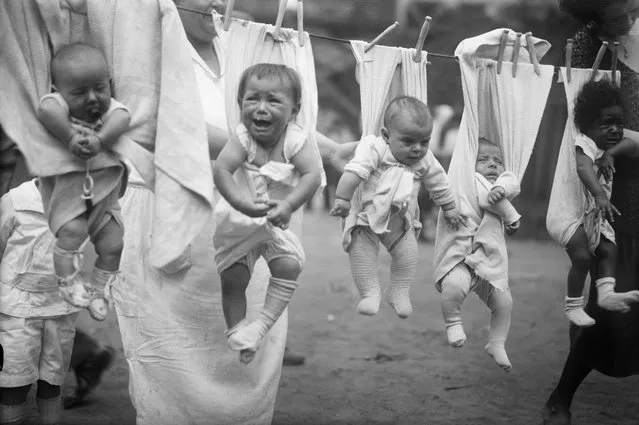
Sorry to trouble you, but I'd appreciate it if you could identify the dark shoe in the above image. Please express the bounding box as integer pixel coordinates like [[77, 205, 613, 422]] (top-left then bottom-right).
[[64, 345, 116, 409], [541, 404, 571, 425], [283, 347, 305, 366]]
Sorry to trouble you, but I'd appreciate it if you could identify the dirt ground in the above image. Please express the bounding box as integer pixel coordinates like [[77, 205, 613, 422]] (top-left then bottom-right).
[[51, 211, 638, 425]]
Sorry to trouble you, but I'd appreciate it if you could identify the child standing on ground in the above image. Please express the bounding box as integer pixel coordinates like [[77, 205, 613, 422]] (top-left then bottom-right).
[[438, 138, 520, 373], [563, 79, 639, 327], [330, 96, 466, 319], [0, 179, 81, 425], [213, 63, 322, 364], [36, 43, 130, 321]]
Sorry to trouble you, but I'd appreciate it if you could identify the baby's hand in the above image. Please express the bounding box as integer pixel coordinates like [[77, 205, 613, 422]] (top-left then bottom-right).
[[488, 186, 506, 204], [594, 195, 621, 224], [266, 199, 293, 229], [505, 219, 520, 235], [68, 133, 93, 161], [443, 207, 469, 231], [237, 199, 270, 218], [81, 134, 102, 157], [329, 198, 351, 218], [595, 152, 615, 183]]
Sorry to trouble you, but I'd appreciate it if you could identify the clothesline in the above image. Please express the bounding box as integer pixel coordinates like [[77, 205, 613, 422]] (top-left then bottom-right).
[[308, 32, 638, 76], [308, 32, 457, 60]]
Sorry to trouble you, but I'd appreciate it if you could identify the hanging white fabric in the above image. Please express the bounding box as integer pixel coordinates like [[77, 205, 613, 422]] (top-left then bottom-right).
[[434, 29, 555, 290], [546, 68, 618, 248]]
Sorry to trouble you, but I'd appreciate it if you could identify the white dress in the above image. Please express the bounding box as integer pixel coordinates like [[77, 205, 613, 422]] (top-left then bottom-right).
[[112, 29, 287, 425]]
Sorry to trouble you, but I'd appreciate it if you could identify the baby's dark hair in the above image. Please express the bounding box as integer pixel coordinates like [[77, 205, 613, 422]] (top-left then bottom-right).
[[51, 43, 107, 86], [573, 78, 624, 134], [237, 63, 302, 106], [383, 96, 431, 129]]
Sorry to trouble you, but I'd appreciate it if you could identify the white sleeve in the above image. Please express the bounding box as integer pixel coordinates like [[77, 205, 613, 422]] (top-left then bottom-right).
[[343, 136, 383, 180]]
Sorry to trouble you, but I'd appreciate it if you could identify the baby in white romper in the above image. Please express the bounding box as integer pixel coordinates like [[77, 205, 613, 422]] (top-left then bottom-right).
[[330, 96, 465, 319], [213, 63, 322, 364]]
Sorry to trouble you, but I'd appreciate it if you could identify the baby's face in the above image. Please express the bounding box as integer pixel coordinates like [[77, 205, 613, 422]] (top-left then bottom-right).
[[475, 141, 504, 183], [240, 75, 299, 147], [55, 57, 111, 123], [584, 105, 625, 150], [384, 113, 432, 166]]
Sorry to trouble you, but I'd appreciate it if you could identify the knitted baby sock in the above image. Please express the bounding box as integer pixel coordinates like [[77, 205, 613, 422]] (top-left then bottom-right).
[[565, 296, 595, 327], [440, 266, 472, 347], [596, 278, 639, 313], [446, 324, 467, 348], [485, 288, 513, 373], [36, 396, 61, 425], [53, 244, 90, 308], [348, 230, 381, 316], [227, 277, 297, 364], [0, 403, 26, 425], [386, 232, 418, 319], [87, 267, 116, 321]]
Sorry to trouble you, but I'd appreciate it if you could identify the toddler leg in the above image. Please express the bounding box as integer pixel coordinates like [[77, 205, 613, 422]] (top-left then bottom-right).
[[475, 282, 513, 372], [0, 386, 30, 425], [227, 257, 300, 364], [348, 227, 381, 316], [595, 240, 639, 312], [439, 264, 472, 347], [36, 381, 61, 425], [386, 230, 418, 319], [88, 218, 124, 321], [564, 228, 596, 327], [54, 218, 91, 308], [220, 263, 252, 329]]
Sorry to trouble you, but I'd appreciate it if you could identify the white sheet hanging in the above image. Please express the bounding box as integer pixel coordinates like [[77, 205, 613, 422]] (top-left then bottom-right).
[[546, 68, 619, 248], [433, 29, 554, 290]]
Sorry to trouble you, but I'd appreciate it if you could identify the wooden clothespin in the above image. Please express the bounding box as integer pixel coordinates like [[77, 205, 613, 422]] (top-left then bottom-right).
[[413, 16, 432, 62], [512, 33, 522, 77], [298, 0, 305, 46], [364, 21, 400, 53], [590, 41, 608, 80], [612, 41, 619, 84], [565, 38, 574, 83], [525, 32, 541, 76], [273, 0, 288, 41], [496, 29, 509, 74], [223, 0, 236, 31]]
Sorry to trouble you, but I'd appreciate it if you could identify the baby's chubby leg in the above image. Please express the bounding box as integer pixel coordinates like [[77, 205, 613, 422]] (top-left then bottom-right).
[[386, 228, 418, 319], [439, 264, 472, 347], [220, 263, 252, 330], [347, 227, 382, 316], [475, 282, 513, 373], [228, 256, 301, 364], [564, 228, 596, 327], [54, 217, 91, 308], [595, 240, 639, 312], [88, 218, 124, 321]]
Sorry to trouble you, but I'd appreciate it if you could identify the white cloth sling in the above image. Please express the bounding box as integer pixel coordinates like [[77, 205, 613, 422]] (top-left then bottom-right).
[[546, 68, 618, 248], [114, 19, 287, 424], [349, 40, 429, 136], [214, 16, 323, 273], [433, 29, 554, 290]]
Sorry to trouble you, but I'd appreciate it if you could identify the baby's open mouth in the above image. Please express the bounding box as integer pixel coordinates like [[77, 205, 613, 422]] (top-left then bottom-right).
[[87, 107, 102, 121], [253, 119, 272, 130]]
